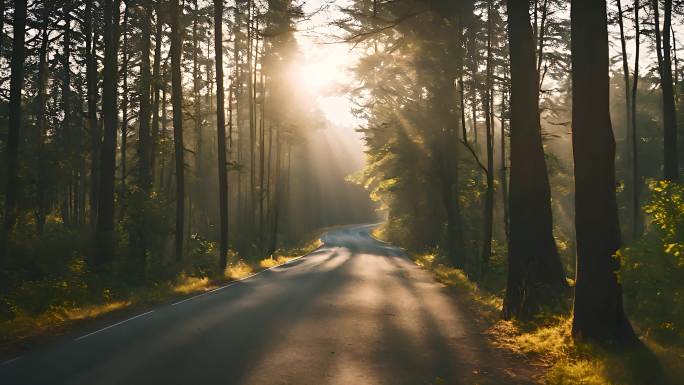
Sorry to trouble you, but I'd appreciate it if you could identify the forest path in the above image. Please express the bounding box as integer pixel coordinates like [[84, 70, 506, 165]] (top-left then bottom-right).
[[1, 225, 528, 385]]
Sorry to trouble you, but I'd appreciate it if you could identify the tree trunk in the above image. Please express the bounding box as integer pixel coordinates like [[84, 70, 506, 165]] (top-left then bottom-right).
[[501, 68, 510, 240], [480, 1, 495, 277], [170, 0, 185, 260], [120, 4, 130, 187], [138, 0, 153, 192], [86, 0, 100, 226], [35, 5, 50, 234], [570, 0, 636, 344], [259, 73, 266, 251], [62, 4, 74, 226], [503, 0, 566, 320], [631, 0, 642, 238], [151, 2, 163, 187], [215, 0, 229, 271], [1, 0, 27, 258], [653, 0, 679, 181], [95, 0, 120, 266]]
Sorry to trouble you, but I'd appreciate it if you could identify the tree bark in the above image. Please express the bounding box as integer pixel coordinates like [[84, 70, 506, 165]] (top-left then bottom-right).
[[120, 4, 130, 187], [631, 0, 642, 238], [503, 0, 566, 320], [138, 0, 153, 192], [570, 0, 636, 344], [170, 0, 185, 260], [151, 1, 163, 187], [215, 0, 229, 271], [480, 1, 495, 277], [1, 0, 27, 259], [653, 0, 679, 181], [86, 0, 100, 226], [95, 0, 120, 266]]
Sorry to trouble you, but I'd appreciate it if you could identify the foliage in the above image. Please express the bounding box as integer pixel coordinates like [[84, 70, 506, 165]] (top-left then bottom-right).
[[620, 181, 684, 343], [410, 242, 684, 385]]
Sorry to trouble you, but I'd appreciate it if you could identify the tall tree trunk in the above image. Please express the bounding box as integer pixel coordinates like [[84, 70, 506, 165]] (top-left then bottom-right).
[[1, 0, 27, 258], [653, 0, 679, 181], [62, 4, 74, 226], [120, 4, 130, 187], [247, 0, 256, 242], [215, 0, 229, 271], [631, 0, 642, 238], [269, 125, 281, 256], [151, 2, 163, 187], [617, 0, 632, 138], [481, 1, 495, 277], [535, 0, 548, 90], [570, 0, 636, 344], [503, 0, 566, 320], [35, 6, 50, 234], [86, 0, 100, 226], [191, 0, 202, 236], [170, 0, 185, 260], [95, 0, 120, 266], [139, 1, 153, 191], [618, 0, 635, 240], [259, 73, 266, 251], [501, 68, 510, 240]]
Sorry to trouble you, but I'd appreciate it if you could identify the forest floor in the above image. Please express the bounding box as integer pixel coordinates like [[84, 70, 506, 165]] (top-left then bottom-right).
[[370, 225, 684, 385]]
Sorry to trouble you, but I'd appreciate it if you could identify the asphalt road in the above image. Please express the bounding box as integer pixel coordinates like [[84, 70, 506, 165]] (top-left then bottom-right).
[[1, 225, 523, 385]]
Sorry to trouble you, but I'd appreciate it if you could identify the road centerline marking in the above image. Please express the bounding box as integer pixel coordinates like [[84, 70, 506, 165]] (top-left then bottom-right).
[[74, 310, 155, 341], [1, 356, 22, 366]]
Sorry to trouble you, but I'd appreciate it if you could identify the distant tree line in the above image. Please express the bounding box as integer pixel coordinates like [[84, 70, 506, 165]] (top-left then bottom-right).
[[0, 0, 374, 318]]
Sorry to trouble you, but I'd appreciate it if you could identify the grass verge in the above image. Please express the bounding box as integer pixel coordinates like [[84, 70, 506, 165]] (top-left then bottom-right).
[[0, 235, 323, 356], [372, 224, 684, 385]]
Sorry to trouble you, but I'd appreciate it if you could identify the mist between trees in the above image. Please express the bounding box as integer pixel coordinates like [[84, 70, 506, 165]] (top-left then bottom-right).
[[0, 0, 682, 366]]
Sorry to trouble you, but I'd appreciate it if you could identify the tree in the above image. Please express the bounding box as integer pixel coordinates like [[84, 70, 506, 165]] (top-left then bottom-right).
[[1, 0, 28, 258], [96, 0, 120, 266], [631, 0, 642, 238], [85, 0, 100, 226], [139, 0, 153, 192], [170, 0, 185, 260], [215, 0, 229, 271], [652, 0, 679, 181], [502, 0, 566, 320], [570, 0, 636, 343]]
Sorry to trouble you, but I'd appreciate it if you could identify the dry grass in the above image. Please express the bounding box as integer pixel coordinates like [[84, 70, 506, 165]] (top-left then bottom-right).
[[1, 235, 323, 351], [0, 301, 130, 346], [409, 251, 683, 385]]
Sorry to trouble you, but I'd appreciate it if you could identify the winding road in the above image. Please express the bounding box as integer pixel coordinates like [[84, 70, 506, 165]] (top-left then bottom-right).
[[1, 225, 525, 385]]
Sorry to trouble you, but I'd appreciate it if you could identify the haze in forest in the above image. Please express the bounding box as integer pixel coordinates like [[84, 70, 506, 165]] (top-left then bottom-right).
[[0, 0, 683, 384]]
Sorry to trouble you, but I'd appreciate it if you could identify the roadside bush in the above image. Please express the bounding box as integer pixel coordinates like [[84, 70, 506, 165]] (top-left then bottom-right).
[[619, 181, 684, 343]]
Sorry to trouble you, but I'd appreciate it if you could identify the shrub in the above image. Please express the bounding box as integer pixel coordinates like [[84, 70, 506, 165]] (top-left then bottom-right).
[[619, 181, 684, 343]]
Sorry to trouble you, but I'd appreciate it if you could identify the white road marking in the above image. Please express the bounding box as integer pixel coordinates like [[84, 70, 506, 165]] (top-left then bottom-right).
[[1, 356, 22, 366], [74, 248, 318, 340], [74, 310, 155, 341]]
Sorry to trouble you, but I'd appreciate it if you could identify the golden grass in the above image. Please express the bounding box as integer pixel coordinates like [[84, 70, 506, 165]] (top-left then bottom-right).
[[224, 260, 255, 279], [408, 251, 684, 385], [371, 225, 388, 242], [1, 235, 323, 350], [61, 301, 131, 321], [0, 301, 130, 345], [259, 255, 294, 269], [173, 276, 212, 295]]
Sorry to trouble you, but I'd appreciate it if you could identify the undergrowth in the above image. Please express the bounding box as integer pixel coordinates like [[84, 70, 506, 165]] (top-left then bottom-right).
[[0, 234, 322, 351], [375, 221, 684, 385]]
